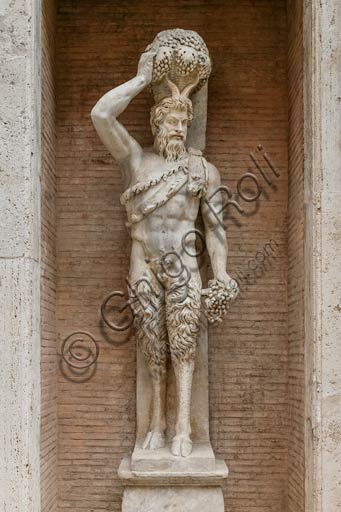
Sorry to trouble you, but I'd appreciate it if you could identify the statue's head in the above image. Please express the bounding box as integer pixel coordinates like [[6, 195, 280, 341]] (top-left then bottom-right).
[[150, 77, 197, 162]]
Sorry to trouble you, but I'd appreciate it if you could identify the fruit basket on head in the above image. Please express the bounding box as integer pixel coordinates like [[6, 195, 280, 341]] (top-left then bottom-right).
[[146, 29, 212, 105]]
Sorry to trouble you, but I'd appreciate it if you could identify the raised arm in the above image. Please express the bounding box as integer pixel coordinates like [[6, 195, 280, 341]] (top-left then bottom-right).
[[201, 162, 235, 288], [91, 50, 155, 177]]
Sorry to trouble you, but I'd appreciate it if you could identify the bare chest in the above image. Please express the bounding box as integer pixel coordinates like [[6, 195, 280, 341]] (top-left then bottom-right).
[[122, 152, 208, 228]]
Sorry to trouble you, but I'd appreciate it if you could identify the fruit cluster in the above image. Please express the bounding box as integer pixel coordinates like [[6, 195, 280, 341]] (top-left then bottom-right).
[[203, 279, 239, 324], [150, 29, 211, 85]]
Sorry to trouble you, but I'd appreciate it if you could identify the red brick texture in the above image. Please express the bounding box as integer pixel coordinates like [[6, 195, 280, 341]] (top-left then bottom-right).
[[41, 0, 58, 510], [287, 1, 305, 511], [56, 1, 289, 511]]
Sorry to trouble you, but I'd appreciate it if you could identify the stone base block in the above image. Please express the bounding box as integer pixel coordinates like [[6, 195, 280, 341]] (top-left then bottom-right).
[[118, 454, 228, 486], [131, 442, 216, 472], [122, 486, 224, 512], [118, 455, 228, 511]]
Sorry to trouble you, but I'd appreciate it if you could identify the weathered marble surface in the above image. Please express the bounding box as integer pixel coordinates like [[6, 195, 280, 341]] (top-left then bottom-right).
[[91, 28, 236, 459], [119, 452, 228, 511], [131, 442, 215, 472], [118, 455, 229, 486], [90, 27, 233, 510], [135, 316, 210, 447], [122, 487, 224, 512]]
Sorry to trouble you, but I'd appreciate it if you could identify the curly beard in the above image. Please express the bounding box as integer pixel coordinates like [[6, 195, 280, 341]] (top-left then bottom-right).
[[154, 126, 187, 162]]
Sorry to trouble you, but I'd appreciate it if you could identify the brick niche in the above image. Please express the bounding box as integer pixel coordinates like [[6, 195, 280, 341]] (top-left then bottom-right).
[[40, 1, 305, 511]]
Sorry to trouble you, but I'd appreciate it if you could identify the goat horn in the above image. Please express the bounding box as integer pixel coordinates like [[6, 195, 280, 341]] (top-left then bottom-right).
[[181, 75, 200, 99], [165, 76, 181, 97]]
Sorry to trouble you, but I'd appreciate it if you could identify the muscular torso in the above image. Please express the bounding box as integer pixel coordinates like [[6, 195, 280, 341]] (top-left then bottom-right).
[[125, 148, 204, 280]]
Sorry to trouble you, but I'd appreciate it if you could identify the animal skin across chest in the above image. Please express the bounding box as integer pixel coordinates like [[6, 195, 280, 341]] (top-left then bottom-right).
[[121, 152, 208, 227]]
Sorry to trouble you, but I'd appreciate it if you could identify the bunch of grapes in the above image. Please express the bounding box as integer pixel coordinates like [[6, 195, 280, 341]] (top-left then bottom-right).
[[203, 279, 239, 324], [150, 29, 211, 85], [153, 47, 173, 81]]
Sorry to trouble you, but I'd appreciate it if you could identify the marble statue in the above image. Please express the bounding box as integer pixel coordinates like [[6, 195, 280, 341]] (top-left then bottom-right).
[[91, 29, 238, 459]]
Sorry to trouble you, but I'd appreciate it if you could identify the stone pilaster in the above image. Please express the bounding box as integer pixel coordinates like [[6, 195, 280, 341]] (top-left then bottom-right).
[[304, 1, 341, 511], [0, 0, 41, 510]]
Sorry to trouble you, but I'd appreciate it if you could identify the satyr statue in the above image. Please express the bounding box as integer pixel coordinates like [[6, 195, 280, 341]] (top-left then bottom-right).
[[92, 30, 237, 458]]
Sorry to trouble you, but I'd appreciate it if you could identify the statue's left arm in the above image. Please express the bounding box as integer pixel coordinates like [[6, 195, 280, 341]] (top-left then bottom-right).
[[201, 162, 234, 287]]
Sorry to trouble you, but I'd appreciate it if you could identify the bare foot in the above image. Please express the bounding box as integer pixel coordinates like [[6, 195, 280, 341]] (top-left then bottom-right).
[[171, 434, 193, 457], [142, 431, 166, 450]]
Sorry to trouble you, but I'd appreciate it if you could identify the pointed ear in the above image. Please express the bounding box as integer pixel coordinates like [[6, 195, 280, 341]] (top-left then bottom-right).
[[181, 75, 200, 99], [165, 75, 181, 97]]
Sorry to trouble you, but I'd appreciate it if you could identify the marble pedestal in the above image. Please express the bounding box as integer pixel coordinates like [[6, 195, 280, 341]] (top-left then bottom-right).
[[118, 451, 228, 512]]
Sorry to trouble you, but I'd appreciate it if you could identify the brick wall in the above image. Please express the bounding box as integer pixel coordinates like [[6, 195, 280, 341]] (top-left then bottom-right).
[[287, 1, 305, 511], [41, 0, 58, 510], [56, 1, 289, 511]]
